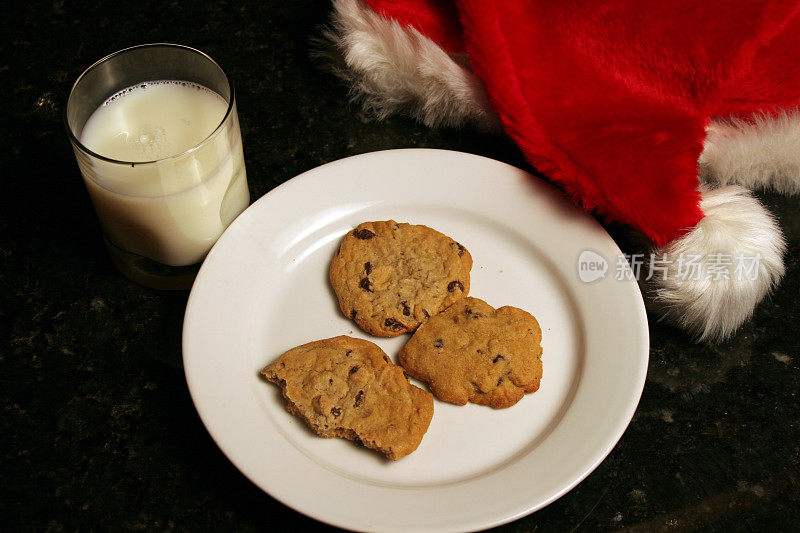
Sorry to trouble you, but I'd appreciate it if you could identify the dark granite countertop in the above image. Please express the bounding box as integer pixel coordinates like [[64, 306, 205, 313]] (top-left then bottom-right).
[[2, 1, 799, 531]]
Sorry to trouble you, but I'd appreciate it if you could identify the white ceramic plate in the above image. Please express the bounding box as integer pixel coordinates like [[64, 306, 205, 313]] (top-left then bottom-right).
[[183, 149, 649, 532]]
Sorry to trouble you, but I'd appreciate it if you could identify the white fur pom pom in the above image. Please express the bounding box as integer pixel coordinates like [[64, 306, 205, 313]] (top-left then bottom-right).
[[645, 186, 785, 341], [700, 111, 800, 193], [316, 0, 498, 128]]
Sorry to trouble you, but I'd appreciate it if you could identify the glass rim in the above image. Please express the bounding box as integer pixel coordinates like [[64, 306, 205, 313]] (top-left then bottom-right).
[[64, 42, 236, 166]]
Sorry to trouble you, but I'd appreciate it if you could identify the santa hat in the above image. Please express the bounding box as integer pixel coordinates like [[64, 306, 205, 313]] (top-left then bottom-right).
[[319, 0, 798, 341]]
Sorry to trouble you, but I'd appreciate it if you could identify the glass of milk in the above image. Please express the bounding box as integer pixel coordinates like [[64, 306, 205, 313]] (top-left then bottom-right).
[[65, 44, 250, 289]]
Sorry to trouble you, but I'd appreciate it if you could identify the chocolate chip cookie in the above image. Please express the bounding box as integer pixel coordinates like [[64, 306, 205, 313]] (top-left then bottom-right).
[[261, 335, 434, 460], [398, 297, 543, 408], [330, 221, 472, 337]]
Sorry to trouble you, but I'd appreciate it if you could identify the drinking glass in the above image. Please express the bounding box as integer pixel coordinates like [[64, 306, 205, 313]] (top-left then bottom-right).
[[65, 43, 249, 289]]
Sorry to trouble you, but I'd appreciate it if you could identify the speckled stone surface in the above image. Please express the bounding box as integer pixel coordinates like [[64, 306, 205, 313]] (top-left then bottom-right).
[[2, 1, 799, 531]]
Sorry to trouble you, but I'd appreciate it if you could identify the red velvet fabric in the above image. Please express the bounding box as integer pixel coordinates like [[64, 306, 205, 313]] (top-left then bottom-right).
[[366, 0, 465, 53], [363, 0, 800, 245]]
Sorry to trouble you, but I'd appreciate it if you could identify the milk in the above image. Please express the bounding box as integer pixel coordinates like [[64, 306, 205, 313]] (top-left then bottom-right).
[[77, 80, 249, 266]]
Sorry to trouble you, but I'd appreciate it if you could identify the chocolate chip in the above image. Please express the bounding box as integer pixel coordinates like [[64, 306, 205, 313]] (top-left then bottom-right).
[[402, 301, 410, 316], [422, 309, 430, 318], [385, 318, 404, 330], [359, 277, 372, 292], [364, 261, 371, 274], [329, 378, 333, 384], [330, 407, 342, 418], [434, 339, 443, 348], [383, 354, 390, 363], [403, 371, 411, 381], [335, 247, 340, 256], [447, 281, 464, 292], [353, 437, 364, 446], [349, 365, 359, 375], [345, 350, 352, 357], [493, 354, 505, 363], [497, 377, 504, 386], [353, 228, 376, 239], [452, 242, 465, 256], [354, 390, 365, 407], [465, 308, 484, 318]]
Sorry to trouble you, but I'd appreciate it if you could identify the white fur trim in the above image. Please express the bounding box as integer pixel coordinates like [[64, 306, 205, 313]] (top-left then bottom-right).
[[700, 110, 800, 193], [644, 185, 785, 341], [316, 0, 498, 129]]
